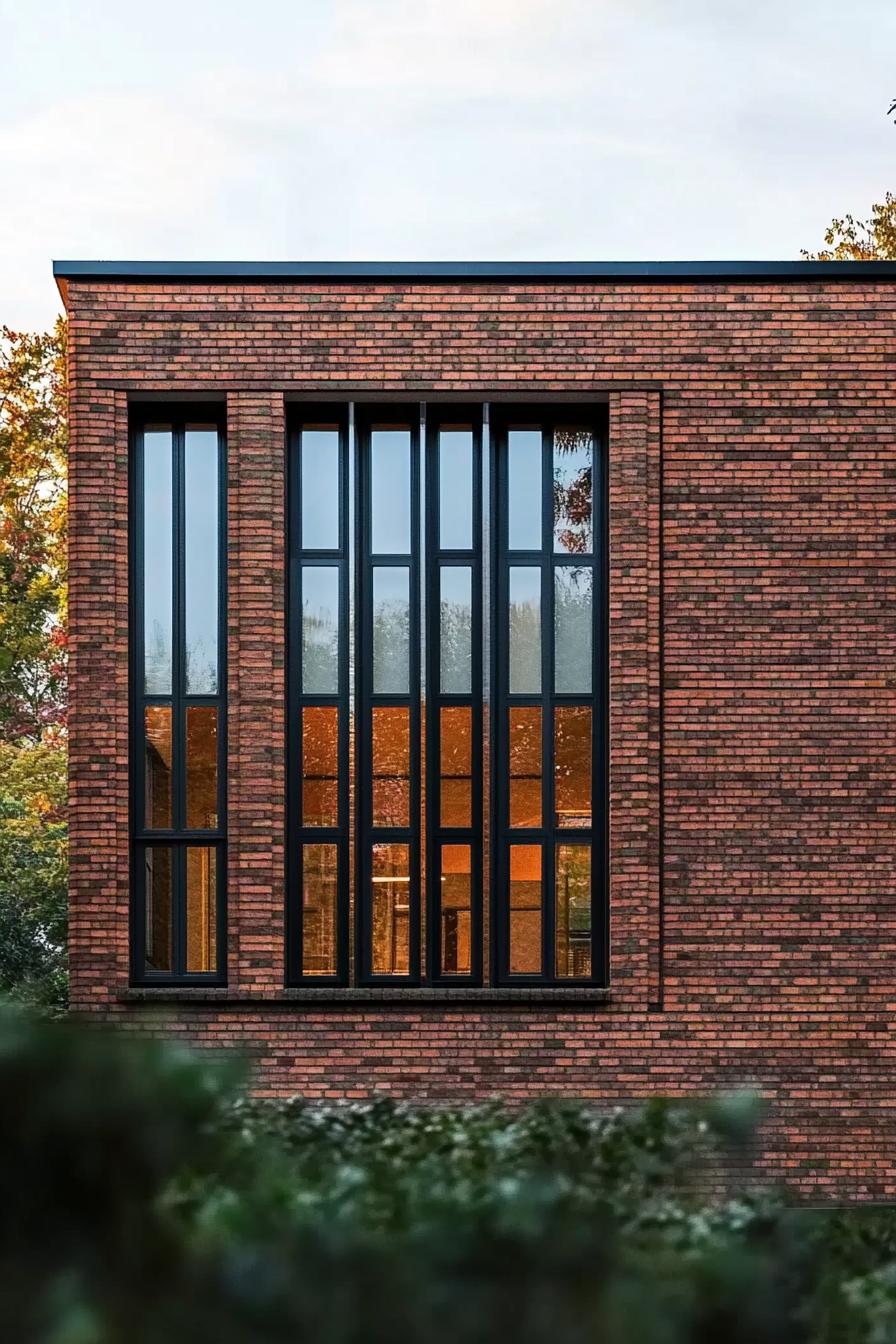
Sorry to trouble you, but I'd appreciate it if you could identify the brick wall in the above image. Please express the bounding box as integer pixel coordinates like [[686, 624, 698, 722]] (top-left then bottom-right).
[[64, 279, 896, 1197]]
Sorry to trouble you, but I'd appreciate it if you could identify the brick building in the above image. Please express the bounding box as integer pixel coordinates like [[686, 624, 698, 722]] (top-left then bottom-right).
[[56, 259, 896, 1196]]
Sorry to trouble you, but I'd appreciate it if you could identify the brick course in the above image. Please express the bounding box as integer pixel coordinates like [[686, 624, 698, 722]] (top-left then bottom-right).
[[64, 278, 896, 1197]]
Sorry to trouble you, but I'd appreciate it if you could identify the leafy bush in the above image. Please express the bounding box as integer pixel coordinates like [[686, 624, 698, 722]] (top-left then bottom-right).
[[0, 741, 66, 1011], [1, 1005, 895, 1344]]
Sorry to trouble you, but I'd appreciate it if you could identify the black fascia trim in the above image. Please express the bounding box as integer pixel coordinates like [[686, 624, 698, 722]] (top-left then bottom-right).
[[53, 259, 896, 284]]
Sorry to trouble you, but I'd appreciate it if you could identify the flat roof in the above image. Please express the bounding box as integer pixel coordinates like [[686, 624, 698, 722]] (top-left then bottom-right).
[[53, 258, 896, 287]]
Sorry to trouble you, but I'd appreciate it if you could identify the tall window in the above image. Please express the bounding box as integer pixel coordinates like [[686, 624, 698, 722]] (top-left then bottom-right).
[[288, 402, 606, 988], [132, 412, 226, 983]]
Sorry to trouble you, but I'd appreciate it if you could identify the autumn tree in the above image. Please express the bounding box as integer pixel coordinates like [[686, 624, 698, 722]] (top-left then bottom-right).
[[802, 193, 896, 260], [0, 320, 67, 742]]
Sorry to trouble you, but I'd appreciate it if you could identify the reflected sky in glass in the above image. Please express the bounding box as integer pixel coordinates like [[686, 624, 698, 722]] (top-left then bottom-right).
[[439, 430, 473, 550], [143, 429, 173, 694], [371, 429, 411, 554], [185, 428, 219, 694], [302, 428, 340, 549], [508, 429, 541, 550]]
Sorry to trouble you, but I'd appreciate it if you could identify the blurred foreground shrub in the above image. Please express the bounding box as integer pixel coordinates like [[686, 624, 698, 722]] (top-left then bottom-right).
[[0, 1006, 894, 1343]]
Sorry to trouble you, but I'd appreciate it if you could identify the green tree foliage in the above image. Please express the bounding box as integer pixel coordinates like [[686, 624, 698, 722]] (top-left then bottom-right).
[[802, 194, 896, 260], [0, 742, 67, 1011], [0, 320, 67, 741]]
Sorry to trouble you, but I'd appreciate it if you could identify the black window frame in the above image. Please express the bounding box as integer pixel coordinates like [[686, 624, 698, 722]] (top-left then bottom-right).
[[286, 400, 608, 991], [130, 405, 227, 986], [286, 405, 352, 984], [490, 406, 608, 987]]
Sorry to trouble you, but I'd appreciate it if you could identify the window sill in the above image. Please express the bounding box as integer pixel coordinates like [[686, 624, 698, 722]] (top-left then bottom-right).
[[120, 986, 611, 1005]]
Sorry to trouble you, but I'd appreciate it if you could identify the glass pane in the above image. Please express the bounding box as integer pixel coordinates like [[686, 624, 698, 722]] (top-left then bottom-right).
[[555, 706, 592, 828], [143, 846, 172, 973], [373, 567, 410, 693], [509, 845, 542, 975], [440, 844, 472, 975], [301, 428, 340, 550], [440, 706, 472, 828], [185, 427, 219, 694], [372, 706, 410, 827], [508, 429, 542, 549], [439, 429, 473, 549], [440, 567, 472, 694], [509, 707, 541, 828], [186, 706, 218, 830], [555, 567, 593, 693], [144, 706, 172, 829], [302, 706, 339, 827], [371, 428, 411, 554], [509, 567, 541, 694], [143, 429, 173, 694], [553, 428, 593, 554], [302, 843, 338, 975], [371, 843, 411, 976], [556, 845, 592, 978], [302, 567, 340, 694], [186, 846, 217, 973]]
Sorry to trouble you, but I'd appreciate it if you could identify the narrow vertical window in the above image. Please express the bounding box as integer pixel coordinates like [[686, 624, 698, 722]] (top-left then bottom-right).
[[426, 410, 482, 982], [494, 413, 604, 985], [288, 410, 349, 981], [358, 413, 420, 982], [133, 413, 225, 982]]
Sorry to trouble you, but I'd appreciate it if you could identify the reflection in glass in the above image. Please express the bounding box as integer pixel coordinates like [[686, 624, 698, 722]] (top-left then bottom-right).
[[372, 706, 410, 827], [373, 567, 410, 693], [440, 566, 472, 693], [371, 843, 410, 976], [439, 429, 473, 549], [440, 844, 472, 975], [509, 707, 541, 828], [144, 846, 172, 972], [186, 706, 218, 829], [508, 429, 542, 549], [553, 429, 593, 554], [554, 706, 591, 828], [143, 429, 173, 694], [556, 845, 592, 978], [144, 706, 172, 829], [302, 843, 338, 975], [185, 427, 219, 694], [302, 567, 340, 693], [371, 429, 411, 554], [301, 428, 340, 550], [440, 706, 472, 828], [509, 845, 542, 975], [185, 846, 217, 973], [555, 567, 592, 693], [302, 706, 339, 827], [509, 567, 541, 694]]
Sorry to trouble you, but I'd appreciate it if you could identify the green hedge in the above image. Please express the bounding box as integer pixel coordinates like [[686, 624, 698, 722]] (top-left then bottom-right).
[[1, 1006, 893, 1343]]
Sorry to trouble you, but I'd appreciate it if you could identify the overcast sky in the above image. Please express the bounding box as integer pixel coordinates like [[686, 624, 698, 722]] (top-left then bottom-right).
[[3, 0, 895, 329]]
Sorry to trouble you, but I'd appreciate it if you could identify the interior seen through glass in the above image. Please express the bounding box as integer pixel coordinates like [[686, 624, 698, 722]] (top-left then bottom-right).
[[292, 409, 599, 984]]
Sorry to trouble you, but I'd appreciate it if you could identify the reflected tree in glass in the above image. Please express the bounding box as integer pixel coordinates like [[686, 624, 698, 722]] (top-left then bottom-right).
[[372, 568, 410, 694], [553, 429, 593, 555], [555, 567, 592, 694], [302, 568, 340, 694], [440, 567, 472, 694]]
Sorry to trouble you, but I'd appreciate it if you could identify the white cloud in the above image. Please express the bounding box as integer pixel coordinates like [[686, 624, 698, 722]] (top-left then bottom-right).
[[2, 0, 895, 328]]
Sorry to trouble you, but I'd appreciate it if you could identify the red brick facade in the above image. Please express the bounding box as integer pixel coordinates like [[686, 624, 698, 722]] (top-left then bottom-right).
[[62, 272, 896, 1196]]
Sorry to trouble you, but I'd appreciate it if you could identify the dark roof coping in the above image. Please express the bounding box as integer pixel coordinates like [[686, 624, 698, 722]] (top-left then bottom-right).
[[53, 258, 896, 286]]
